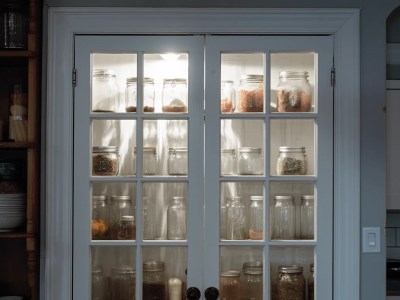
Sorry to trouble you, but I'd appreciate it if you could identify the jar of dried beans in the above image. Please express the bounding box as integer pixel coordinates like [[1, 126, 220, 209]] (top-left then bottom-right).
[[276, 146, 307, 175], [221, 80, 235, 113], [277, 265, 305, 300], [238, 147, 263, 175], [125, 77, 155, 113], [220, 270, 241, 300], [92, 146, 119, 176], [237, 75, 263, 112], [168, 147, 188, 175], [143, 260, 167, 300], [276, 71, 312, 112], [162, 78, 188, 113], [92, 69, 119, 112]]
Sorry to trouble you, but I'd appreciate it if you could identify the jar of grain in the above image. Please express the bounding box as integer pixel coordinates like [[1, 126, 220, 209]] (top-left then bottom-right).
[[162, 78, 188, 113], [277, 265, 305, 300], [220, 270, 241, 300], [276, 146, 307, 175], [92, 195, 109, 240], [92, 264, 106, 300], [110, 195, 134, 239], [110, 265, 135, 300], [168, 147, 188, 175], [238, 147, 263, 175], [220, 148, 236, 175], [240, 262, 263, 300], [221, 80, 235, 113], [92, 146, 119, 176], [143, 260, 167, 300], [92, 69, 119, 112], [132, 147, 158, 175], [125, 77, 155, 112], [276, 71, 312, 112], [237, 75, 263, 112]]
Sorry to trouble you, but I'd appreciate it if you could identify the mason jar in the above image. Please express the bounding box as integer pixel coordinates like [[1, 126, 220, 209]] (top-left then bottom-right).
[[272, 195, 296, 239], [110, 265, 135, 300], [167, 196, 187, 240], [132, 147, 158, 175], [117, 215, 135, 240], [125, 77, 155, 112], [276, 71, 312, 112], [277, 265, 305, 300], [237, 75, 264, 112], [143, 260, 167, 300], [220, 148, 236, 175], [92, 146, 119, 176], [276, 146, 308, 175], [240, 262, 263, 300], [221, 80, 235, 113], [226, 196, 247, 240], [168, 147, 188, 175], [238, 147, 263, 175], [249, 195, 263, 240], [92, 264, 106, 300], [142, 196, 158, 240], [162, 78, 188, 113], [300, 195, 314, 239], [92, 69, 119, 112], [110, 195, 134, 239], [220, 270, 241, 300], [92, 195, 109, 240]]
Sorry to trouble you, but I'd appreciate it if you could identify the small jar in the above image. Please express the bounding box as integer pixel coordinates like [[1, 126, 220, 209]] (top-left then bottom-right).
[[220, 270, 241, 300], [117, 215, 135, 240], [92, 69, 119, 112], [143, 261, 167, 300], [249, 196, 263, 240], [92, 195, 109, 240], [300, 195, 314, 239], [238, 147, 263, 175], [110, 265, 136, 300], [162, 78, 188, 113], [132, 147, 158, 175], [240, 262, 263, 300], [125, 77, 155, 112], [221, 148, 236, 175], [226, 196, 247, 240], [237, 75, 264, 112], [92, 265, 106, 300], [221, 80, 235, 113], [167, 196, 187, 240], [92, 146, 119, 176], [276, 71, 312, 112], [308, 263, 314, 300], [272, 195, 296, 239], [110, 195, 134, 239], [277, 265, 305, 300], [168, 147, 188, 175], [276, 146, 308, 175]]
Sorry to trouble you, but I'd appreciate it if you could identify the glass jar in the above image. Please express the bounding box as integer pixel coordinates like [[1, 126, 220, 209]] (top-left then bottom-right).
[[249, 195, 263, 240], [226, 196, 247, 240], [92, 69, 119, 112], [92, 195, 109, 240], [238, 147, 263, 175], [1, 1, 28, 49], [276, 146, 308, 175], [110, 195, 134, 239], [221, 148, 236, 175], [117, 215, 135, 240], [276, 71, 312, 112], [240, 262, 263, 300], [221, 80, 235, 113], [167, 196, 187, 240], [162, 78, 188, 113], [92, 264, 106, 300], [308, 263, 314, 300], [277, 265, 305, 300], [110, 265, 136, 300], [92, 146, 120, 176], [272, 195, 296, 239], [237, 75, 264, 112], [143, 196, 158, 240], [168, 278, 183, 300], [168, 147, 188, 175], [300, 195, 314, 239], [143, 260, 167, 300], [125, 77, 155, 112], [220, 270, 241, 300], [132, 147, 158, 175]]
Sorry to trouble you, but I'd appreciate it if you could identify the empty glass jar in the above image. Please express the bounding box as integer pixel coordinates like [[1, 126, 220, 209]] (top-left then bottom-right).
[[221, 148, 236, 175], [167, 196, 187, 240], [237, 75, 264, 112], [92, 146, 119, 176], [92, 195, 109, 240], [92, 264, 106, 300], [110, 195, 134, 239], [110, 265, 135, 300], [143, 261, 167, 300], [300, 195, 314, 239], [125, 77, 155, 112], [238, 147, 263, 175], [92, 69, 119, 112], [220, 270, 241, 300], [249, 195, 263, 240], [272, 195, 296, 239], [226, 196, 247, 240], [168, 147, 188, 175], [276, 146, 308, 175], [132, 147, 158, 175], [221, 80, 235, 113], [142, 196, 158, 240], [162, 78, 188, 113], [240, 262, 263, 300], [277, 265, 305, 300]]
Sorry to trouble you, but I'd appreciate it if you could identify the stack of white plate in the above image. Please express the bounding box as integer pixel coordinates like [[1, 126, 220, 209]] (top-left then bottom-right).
[[0, 193, 26, 232]]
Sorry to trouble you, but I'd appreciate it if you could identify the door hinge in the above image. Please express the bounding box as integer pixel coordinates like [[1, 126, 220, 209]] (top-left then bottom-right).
[[331, 67, 335, 87], [72, 68, 77, 87]]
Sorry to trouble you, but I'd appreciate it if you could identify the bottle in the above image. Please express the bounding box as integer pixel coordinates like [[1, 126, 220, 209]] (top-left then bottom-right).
[[237, 147, 263, 175], [249, 196, 263, 240], [110, 195, 134, 239], [226, 196, 247, 240], [300, 195, 314, 239], [276, 146, 308, 175], [143, 260, 167, 300], [167, 196, 187, 240], [92, 69, 119, 112], [92, 265, 106, 300], [237, 75, 264, 112], [91, 195, 110, 240], [221, 80, 235, 113], [240, 262, 263, 300], [162, 78, 188, 113], [277, 265, 305, 300], [272, 195, 296, 239], [220, 270, 241, 300]]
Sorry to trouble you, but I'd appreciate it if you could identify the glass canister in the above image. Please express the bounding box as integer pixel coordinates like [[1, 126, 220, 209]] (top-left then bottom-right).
[[277, 265, 305, 300], [240, 262, 263, 300], [276, 71, 312, 112], [143, 260, 167, 300], [92, 195, 109, 240], [132, 147, 158, 175], [237, 75, 264, 112], [92, 69, 119, 112], [221, 80, 235, 113], [272, 195, 296, 239], [143, 196, 158, 240], [162, 78, 188, 113], [300, 195, 314, 239], [125, 77, 155, 112], [92, 264, 106, 300], [1, 0, 28, 49], [168, 147, 188, 175], [238, 147, 263, 175], [92, 146, 120, 176], [308, 263, 314, 300], [249, 195, 264, 240], [221, 148, 236, 175], [167, 196, 187, 240], [110, 195, 134, 239], [276, 146, 308, 175], [117, 215, 136, 240], [110, 265, 136, 300], [226, 196, 247, 240], [220, 270, 241, 300]]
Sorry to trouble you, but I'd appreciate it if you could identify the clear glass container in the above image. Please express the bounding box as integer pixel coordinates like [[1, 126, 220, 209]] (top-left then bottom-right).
[[272, 195, 296, 239], [117, 215, 135, 240], [92, 69, 119, 112], [308, 263, 314, 300], [92, 146, 119, 176], [221, 148, 236, 175], [132, 147, 158, 175], [240, 262, 263, 300], [143, 196, 158, 240], [220, 270, 241, 300], [110, 195, 134, 239], [110, 265, 136, 300], [276, 71, 312, 112], [168, 147, 188, 175], [238, 147, 263, 175], [221, 80, 235, 113], [92, 264, 106, 300], [237, 75, 264, 112], [91, 195, 109, 240], [249, 195, 263, 240], [167, 196, 187, 240], [125, 77, 155, 112], [143, 260, 167, 300], [277, 265, 305, 300], [162, 78, 188, 113], [1, 1, 28, 49], [276, 146, 308, 175], [300, 195, 314, 239], [226, 196, 247, 240]]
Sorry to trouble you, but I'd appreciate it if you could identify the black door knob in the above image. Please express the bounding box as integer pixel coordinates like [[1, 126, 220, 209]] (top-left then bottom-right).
[[186, 287, 201, 300], [204, 287, 219, 300]]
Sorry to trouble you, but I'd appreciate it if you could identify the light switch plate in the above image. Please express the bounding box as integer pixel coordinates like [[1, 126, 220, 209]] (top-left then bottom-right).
[[362, 227, 380, 253]]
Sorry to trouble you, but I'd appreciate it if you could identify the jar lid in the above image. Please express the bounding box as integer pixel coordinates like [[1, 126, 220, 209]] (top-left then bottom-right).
[[279, 71, 309, 79], [93, 146, 118, 153], [93, 69, 116, 77], [238, 147, 262, 153], [169, 147, 188, 153], [143, 260, 165, 271], [250, 196, 263, 201], [221, 80, 234, 84], [111, 195, 131, 201], [126, 77, 154, 84], [242, 261, 263, 274], [163, 78, 187, 84], [274, 195, 294, 201], [221, 270, 240, 277], [240, 74, 263, 83], [112, 265, 136, 274], [92, 195, 107, 202], [134, 147, 157, 154], [278, 265, 303, 274], [221, 148, 235, 154], [278, 146, 306, 153], [121, 215, 134, 222], [301, 195, 314, 201], [228, 196, 242, 202], [92, 264, 104, 274]]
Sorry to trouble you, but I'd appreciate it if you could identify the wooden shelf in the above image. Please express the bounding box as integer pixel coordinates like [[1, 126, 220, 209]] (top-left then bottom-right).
[[0, 141, 36, 149], [0, 50, 35, 58], [0, 232, 34, 239]]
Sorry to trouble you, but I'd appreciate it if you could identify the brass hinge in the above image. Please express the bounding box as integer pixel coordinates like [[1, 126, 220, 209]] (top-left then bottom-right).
[[72, 68, 77, 87]]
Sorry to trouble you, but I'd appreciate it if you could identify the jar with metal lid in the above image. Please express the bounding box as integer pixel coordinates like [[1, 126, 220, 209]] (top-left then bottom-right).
[[132, 147, 158, 175], [220, 270, 241, 300], [300, 195, 314, 239], [308, 263, 314, 300], [110, 195, 134, 239], [92, 264, 106, 300], [91, 195, 109, 240], [143, 260, 167, 300], [276, 146, 308, 175], [162, 78, 188, 113], [226, 196, 247, 240], [240, 262, 263, 300], [92, 69, 119, 112], [117, 215, 135, 240], [168, 147, 188, 175], [238, 147, 263, 175], [92, 146, 120, 176], [125, 77, 155, 113], [272, 195, 296, 239], [167, 196, 187, 240], [249, 196, 263, 240], [221, 148, 236, 175], [237, 75, 264, 112], [276, 71, 312, 112], [110, 265, 135, 300], [221, 80, 235, 113], [277, 265, 305, 300]]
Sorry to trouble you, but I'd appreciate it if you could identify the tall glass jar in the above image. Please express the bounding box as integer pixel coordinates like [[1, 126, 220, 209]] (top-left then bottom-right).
[[168, 147, 188, 175], [221, 80, 235, 113], [167, 196, 187, 240], [1, 0, 28, 49], [249, 195, 263, 240], [110, 265, 136, 300], [276, 146, 308, 175], [220, 270, 241, 300], [300, 195, 314, 239], [162, 78, 188, 113], [308, 263, 314, 300], [221, 148, 236, 175], [110, 195, 134, 239], [92, 264, 106, 300], [277, 265, 305, 300], [132, 147, 158, 175], [92, 146, 120, 176], [92, 195, 109, 240], [143, 196, 158, 240], [238, 147, 263, 175], [272, 195, 296, 239], [92, 69, 119, 112], [276, 71, 312, 112], [143, 260, 167, 300], [226, 196, 247, 240], [240, 262, 263, 300], [237, 75, 263, 112], [125, 77, 155, 112]]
